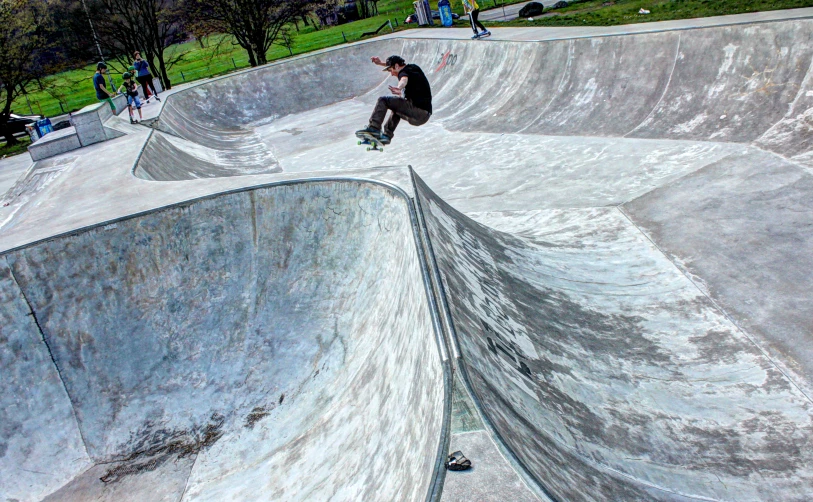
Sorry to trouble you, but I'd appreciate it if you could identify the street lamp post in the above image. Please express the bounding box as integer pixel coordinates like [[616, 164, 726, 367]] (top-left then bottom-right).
[[80, 0, 116, 92]]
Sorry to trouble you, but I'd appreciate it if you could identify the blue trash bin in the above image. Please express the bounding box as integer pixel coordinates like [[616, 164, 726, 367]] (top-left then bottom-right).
[[35, 118, 53, 137], [438, 0, 453, 26]]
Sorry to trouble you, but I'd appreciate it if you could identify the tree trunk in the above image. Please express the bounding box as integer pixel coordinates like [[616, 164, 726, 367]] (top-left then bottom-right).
[[1, 99, 18, 146], [157, 51, 172, 90], [2, 130, 18, 146], [246, 46, 257, 67], [254, 40, 267, 66]]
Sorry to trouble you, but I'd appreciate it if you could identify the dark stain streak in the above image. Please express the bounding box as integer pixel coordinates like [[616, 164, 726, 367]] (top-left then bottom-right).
[[413, 173, 813, 500], [100, 413, 225, 484], [245, 406, 272, 429]]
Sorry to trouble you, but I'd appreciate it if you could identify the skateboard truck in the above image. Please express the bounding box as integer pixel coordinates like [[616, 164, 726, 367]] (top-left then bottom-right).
[[355, 131, 385, 152]]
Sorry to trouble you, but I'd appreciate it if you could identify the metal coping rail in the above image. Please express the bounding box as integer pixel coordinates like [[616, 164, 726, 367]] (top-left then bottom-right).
[[408, 169, 561, 502]]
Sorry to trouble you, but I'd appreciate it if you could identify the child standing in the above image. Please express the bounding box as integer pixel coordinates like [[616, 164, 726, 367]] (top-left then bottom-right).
[[118, 72, 143, 124], [461, 0, 490, 39]]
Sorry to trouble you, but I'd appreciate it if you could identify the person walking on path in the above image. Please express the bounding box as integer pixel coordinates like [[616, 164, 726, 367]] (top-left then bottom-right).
[[93, 62, 117, 115], [462, 0, 490, 39], [117, 72, 143, 123], [133, 51, 160, 103], [355, 55, 432, 145]]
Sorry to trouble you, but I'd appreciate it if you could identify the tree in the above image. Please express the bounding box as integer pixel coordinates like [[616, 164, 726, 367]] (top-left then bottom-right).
[[274, 27, 295, 57], [189, 0, 318, 67], [357, 0, 379, 20], [0, 0, 62, 145], [83, 0, 186, 90]]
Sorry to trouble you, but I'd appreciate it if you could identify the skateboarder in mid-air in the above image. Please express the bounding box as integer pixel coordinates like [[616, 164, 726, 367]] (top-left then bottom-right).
[[356, 55, 432, 146]]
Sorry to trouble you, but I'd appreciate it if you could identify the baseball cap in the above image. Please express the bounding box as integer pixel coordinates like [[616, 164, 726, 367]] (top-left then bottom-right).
[[383, 55, 406, 71]]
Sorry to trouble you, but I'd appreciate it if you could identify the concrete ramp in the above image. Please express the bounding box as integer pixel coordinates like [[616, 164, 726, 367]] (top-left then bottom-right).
[[0, 180, 445, 501], [136, 19, 813, 183], [414, 173, 813, 501], [4, 13, 813, 502]]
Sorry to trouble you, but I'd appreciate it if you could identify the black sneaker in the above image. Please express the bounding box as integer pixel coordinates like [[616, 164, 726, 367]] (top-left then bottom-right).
[[378, 134, 391, 145], [155, 96, 160, 101], [355, 126, 381, 138]]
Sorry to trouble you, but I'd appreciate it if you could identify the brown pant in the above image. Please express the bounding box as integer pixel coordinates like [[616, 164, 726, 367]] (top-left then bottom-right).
[[369, 96, 431, 137]]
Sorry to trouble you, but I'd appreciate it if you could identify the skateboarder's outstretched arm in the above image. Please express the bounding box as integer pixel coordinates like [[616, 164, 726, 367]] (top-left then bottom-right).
[[388, 77, 408, 96], [370, 56, 387, 67]]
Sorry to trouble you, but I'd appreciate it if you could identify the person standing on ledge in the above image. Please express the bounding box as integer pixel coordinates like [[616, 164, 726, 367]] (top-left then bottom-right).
[[356, 55, 432, 145], [93, 62, 117, 115]]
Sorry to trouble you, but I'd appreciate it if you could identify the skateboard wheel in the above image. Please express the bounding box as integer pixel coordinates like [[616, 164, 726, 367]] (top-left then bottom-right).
[[366, 147, 372, 151]]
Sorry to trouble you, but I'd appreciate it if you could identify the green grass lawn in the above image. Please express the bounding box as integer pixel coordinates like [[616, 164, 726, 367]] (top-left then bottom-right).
[[0, 135, 31, 158], [503, 0, 813, 26], [9, 0, 813, 119], [11, 10, 419, 119]]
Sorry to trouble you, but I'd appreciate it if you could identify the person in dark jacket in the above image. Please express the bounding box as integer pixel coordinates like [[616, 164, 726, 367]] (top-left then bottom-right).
[[133, 51, 160, 103], [355, 55, 432, 145], [93, 62, 117, 114]]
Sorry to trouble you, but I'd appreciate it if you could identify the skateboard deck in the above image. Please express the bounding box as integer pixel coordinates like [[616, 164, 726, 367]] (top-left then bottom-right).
[[355, 131, 385, 152]]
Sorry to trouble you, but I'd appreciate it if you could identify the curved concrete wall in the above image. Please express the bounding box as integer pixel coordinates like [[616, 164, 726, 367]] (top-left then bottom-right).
[[138, 40, 402, 180], [137, 19, 813, 180], [413, 20, 813, 156], [0, 180, 444, 501], [415, 174, 813, 501]]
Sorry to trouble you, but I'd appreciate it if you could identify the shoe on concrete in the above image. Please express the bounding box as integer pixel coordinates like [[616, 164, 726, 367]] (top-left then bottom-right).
[[155, 96, 161, 101], [471, 33, 481, 39], [355, 126, 381, 138], [378, 134, 391, 145], [480, 30, 491, 37]]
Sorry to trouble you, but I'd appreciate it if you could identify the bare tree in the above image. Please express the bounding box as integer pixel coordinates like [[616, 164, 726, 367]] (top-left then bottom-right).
[[274, 26, 296, 57], [189, 0, 318, 67], [357, 0, 379, 20], [86, 0, 186, 89], [0, 0, 61, 145]]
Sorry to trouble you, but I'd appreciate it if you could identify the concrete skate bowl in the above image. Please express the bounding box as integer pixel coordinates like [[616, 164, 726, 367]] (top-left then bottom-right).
[[0, 180, 445, 502], [134, 19, 813, 184], [413, 174, 813, 501]]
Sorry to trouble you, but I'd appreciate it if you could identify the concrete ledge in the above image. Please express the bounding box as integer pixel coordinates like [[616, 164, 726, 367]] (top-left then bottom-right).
[[26, 95, 128, 161], [27, 127, 82, 162], [71, 96, 127, 147]]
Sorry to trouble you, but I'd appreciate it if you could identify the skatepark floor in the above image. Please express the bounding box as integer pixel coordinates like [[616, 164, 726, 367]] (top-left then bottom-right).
[[3, 7, 813, 502]]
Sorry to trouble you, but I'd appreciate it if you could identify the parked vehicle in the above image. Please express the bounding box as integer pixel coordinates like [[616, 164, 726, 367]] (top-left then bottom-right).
[[1, 112, 43, 139]]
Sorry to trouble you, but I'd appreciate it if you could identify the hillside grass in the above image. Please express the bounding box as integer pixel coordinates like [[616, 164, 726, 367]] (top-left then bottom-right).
[[503, 0, 813, 26], [0, 135, 30, 158]]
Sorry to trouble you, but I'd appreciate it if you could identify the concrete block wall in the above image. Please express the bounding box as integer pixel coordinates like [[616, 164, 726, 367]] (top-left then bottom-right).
[[27, 129, 82, 161], [70, 97, 125, 147], [27, 96, 127, 160]]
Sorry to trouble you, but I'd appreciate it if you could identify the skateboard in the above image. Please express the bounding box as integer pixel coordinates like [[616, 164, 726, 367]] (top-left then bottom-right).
[[355, 131, 385, 152]]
